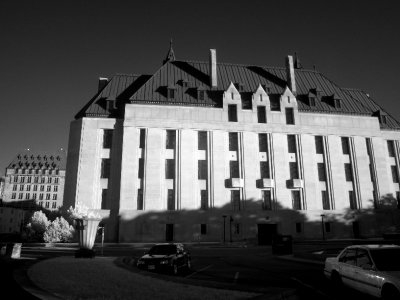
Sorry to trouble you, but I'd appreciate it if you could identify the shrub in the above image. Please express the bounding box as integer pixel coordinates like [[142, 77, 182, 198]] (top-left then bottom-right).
[[44, 217, 75, 243], [25, 210, 50, 242]]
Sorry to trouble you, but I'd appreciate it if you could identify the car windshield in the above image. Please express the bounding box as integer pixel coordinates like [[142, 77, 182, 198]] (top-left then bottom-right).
[[369, 248, 400, 271], [148, 245, 177, 255]]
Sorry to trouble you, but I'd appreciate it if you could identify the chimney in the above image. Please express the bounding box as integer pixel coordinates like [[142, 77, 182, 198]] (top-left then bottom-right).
[[285, 55, 296, 95], [98, 77, 109, 92], [209, 49, 217, 88]]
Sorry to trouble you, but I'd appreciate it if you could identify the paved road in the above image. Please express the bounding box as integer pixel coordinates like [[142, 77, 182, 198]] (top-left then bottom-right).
[[9, 244, 377, 300]]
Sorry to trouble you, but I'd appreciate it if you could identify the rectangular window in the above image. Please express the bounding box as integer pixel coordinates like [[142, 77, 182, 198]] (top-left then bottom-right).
[[25, 193, 29, 199], [27, 185, 31, 191], [322, 190, 330, 210], [103, 129, 113, 149], [11, 193, 16, 199], [231, 190, 241, 211], [139, 129, 146, 149], [295, 222, 302, 233], [54, 186, 58, 192], [47, 186, 51, 192], [262, 190, 272, 210], [257, 106, 266, 123], [21, 177, 25, 183], [285, 107, 294, 125], [200, 190, 208, 210], [52, 194, 57, 200], [18, 193, 23, 199], [137, 189, 143, 210], [20, 185, 24, 191], [391, 165, 399, 183], [289, 162, 299, 179], [258, 133, 268, 152], [138, 158, 144, 179], [46, 194, 50, 200], [260, 161, 270, 179], [229, 132, 238, 151], [48, 177, 52, 183], [27, 177, 31, 183], [101, 159, 111, 178], [230, 161, 240, 178], [52, 202, 56, 209], [166, 130, 176, 149], [341, 137, 350, 155], [41, 177, 45, 183], [34, 177, 38, 183], [12, 184, 17, 191], [270, 97, 280, 111], [45, 202, 49, 208], [39, 193, 43, 200], [315, 136, 324, 154], [287, 135, 296, 153], [32, 193, 36, 200], [165, 159, 175, 179], [387, 140, 396, 157], [198, 131, 207, 150], [40, 185, 44, 191], [200, 224, 207, 235], [14, 176, 18, 183], [228, 104, 238, 122], [292, 190, 301, 210], [167, 189, 175, 210], [344, 163, 353, 182], [33, 185, 37, 191], [198, 160, 207, 180], [317, 163, 326, 181], [349, 191, 357, 209]]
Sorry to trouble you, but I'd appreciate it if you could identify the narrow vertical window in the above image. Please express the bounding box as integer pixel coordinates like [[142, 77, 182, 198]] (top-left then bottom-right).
[[228, 104, 238, 122], [230, 161, 239, 178], [322, 190, 330, 210], [231, 190, 241, 211], [101, 159, 111, 178], [200, 190, 208, 210], [344, 163, 353, 181], [289, 162, 299, 179], [258, 133, 268, 152], [387, 140, 396, 157], [166, 130, 176, 149], [103, 129, 113, 149], [101, 189, 107, 209], [165, 159, 175, 179], [139, 129, 146, 149], [318, 163, 326, 181], [391, 165, 399, 183], [257, 106, 266, 123], [137, 189, 143, 210], [349, 191, 357, 209], [287, 135, 296, 153], [229, 132, 238, 151], [285, 107, 294, 125], [260, 161, 270, 179], [167, 189, 175, 210], [315, 136, 324, 154], [262, 190, 272, 210], [198, 131, 207, 150], [341, 137, 350, 154], [198, 160, 207, 180], [292, 191, 301, 210], [138, 158, 144, 179]]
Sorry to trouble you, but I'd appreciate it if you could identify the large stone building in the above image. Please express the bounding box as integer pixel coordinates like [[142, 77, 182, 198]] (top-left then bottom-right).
[[64, 47, 400, 243], [2, 151, 66, 211]]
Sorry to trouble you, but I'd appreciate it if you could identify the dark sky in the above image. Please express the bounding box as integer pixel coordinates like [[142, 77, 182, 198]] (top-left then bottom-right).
[[1, 0, 400, 176]]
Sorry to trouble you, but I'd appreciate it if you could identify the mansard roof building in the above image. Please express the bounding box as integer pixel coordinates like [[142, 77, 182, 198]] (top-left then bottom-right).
[[3, 151, 66, 211], [64, 47, 400, 243]]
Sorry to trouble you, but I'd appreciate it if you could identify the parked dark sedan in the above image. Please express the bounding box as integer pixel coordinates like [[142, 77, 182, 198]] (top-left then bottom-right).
[[136, 243, 191, 275]]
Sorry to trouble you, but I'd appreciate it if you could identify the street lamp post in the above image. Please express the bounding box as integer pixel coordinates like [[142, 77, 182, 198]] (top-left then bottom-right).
[[229, 216, 233, 243], [320, 214, 326, 241], [222, 215, 227, 243]]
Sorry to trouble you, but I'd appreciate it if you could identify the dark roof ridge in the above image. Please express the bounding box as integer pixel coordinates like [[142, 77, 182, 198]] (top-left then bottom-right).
[[114, 73, 140, 77]]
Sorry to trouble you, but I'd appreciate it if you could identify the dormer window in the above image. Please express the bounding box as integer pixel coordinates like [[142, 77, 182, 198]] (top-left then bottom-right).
[[309, 97, 316, 107], [334, 99, 342, 109], [381, 115, 387, 124], [198, 90, 206, 101]]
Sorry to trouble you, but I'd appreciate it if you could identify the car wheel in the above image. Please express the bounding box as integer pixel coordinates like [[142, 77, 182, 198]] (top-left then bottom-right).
[[382, 284, 400, 300], [172, 263, 178, 275], [331, 271, 342, 288]]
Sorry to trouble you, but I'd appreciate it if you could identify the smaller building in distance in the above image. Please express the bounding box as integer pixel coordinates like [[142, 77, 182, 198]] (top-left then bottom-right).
[[2, 150, 66, 211]]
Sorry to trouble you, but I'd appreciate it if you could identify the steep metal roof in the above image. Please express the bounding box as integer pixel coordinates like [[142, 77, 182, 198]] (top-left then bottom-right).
[[6, 150, 67, 171], [75, 58, 399, 130]]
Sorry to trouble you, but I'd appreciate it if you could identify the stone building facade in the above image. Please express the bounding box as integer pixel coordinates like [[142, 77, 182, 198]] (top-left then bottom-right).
[[2, 151, 66, 211], [64, 47, 400, 243]]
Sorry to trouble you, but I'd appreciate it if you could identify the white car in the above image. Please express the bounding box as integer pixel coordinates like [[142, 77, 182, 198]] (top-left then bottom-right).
[[324, 244, 400, 299]]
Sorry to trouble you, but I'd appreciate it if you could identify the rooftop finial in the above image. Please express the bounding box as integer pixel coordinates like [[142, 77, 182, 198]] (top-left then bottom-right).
[[163, 38, 176, 65]]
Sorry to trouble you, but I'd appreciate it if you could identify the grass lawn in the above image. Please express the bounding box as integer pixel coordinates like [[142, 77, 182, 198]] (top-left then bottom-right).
[[28, 256, 261, 300]]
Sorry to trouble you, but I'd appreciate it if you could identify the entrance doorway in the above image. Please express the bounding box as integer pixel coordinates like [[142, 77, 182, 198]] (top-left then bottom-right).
[[258, 224, 277, 245], [166, 224, 174, 242]]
